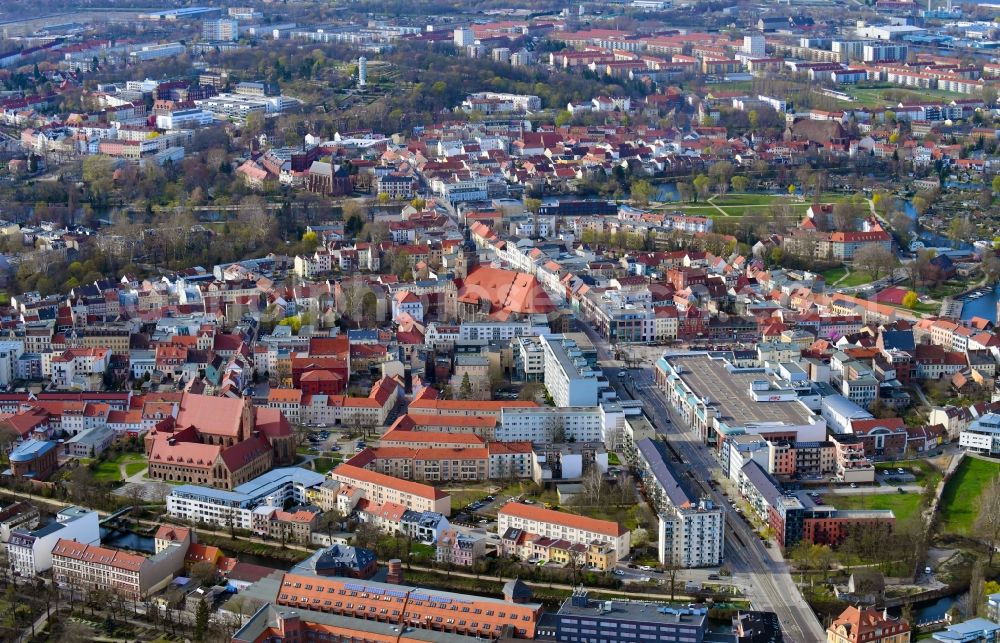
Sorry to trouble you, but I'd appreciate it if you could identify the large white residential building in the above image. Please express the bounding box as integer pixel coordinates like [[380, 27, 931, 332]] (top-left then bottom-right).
[[166, 467, 326, 530], [636, 438, 724, 568], [541, 334, 601, 407], [498, 406, 605, 443], [7, 506, 100, 577]]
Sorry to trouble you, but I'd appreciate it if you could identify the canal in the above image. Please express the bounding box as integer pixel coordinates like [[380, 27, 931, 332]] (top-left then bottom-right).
[[100, 528, 297, 571]]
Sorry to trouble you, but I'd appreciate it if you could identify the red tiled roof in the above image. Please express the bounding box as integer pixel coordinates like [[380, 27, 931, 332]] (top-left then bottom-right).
[[499, 502, 626, 537], [52, 538, 145, 572], [176, 392, 244, 438], [331, 463, 448, 500], [458, 266, 555, 315]]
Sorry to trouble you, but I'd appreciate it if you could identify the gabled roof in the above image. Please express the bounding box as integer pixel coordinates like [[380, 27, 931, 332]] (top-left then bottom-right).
[[498, 501, 625, 537]]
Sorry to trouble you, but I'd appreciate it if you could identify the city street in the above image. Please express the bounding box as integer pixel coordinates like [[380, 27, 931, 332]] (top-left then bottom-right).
[[579, 323, 826, 643]]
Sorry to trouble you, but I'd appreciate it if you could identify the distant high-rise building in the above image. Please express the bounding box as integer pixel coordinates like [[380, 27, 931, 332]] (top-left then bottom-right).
[[358, 56, 368, 88], [453, 27, 475, 47], [203, 18, 239, 42], [743, 32, 765, 57]]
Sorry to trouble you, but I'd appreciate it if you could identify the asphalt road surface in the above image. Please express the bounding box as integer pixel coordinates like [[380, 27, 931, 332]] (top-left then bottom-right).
[[579, 324, 826, 643]]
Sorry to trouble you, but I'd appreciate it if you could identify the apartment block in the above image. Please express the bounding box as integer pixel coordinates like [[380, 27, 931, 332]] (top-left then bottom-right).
[[497, 502, 630, 557]]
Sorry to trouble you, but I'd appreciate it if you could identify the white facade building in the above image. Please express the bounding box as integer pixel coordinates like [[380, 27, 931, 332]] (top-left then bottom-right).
[[743, 33, 765, 57], [498, 407, 604, 443], [635, 439, 724, 568], [541, 334, 601, 407], [7, 506, 100, 577], [960, 413, 1000, 456]]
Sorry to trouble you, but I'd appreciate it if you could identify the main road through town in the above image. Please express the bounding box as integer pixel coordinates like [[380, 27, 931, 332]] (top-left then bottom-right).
[[578, 323, 827, 643]]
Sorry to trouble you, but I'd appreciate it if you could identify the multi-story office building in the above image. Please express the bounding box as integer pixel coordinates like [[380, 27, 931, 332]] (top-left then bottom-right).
[[538, 589, 708, 643], [960, 413, 1000, 456], [166, 467, 326, 529]]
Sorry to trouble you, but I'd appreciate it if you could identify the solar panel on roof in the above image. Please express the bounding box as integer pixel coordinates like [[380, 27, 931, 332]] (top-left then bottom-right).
[[410, 594, 429, 601], [386, 590, 407, 598]]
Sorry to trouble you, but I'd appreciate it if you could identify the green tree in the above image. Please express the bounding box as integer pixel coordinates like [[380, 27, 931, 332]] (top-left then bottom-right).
[[459, 373, 473, 400], [731, 175, 749, 194], [692, 174, 711, 202], [902, 290, 919, 309], [554, 110, 572, 127], [949, 217, 974, 245], [630, 180, 655, 207], [410, 197, 426, 210], [992, 175, 1000, 197], [301, 231, 319, 252], [195, 598, 209, 641]]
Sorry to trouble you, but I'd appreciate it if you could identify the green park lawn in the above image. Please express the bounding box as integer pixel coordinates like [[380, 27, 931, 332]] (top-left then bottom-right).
[[819, 266, 847, 283], [823, 491, 923, 524], [819, 265, 874, 288], [411, 542, 436, 558], [92, 452, 146, 483], [842, 85, 969, 108], [124, 462, 147, 477], [92, 461, 122, 482], [939, 457, 1000, 535], [660, 191, 853, 218]]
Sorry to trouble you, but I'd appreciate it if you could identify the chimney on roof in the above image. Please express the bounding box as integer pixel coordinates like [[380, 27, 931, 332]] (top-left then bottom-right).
[[386, 558, 403, 584]]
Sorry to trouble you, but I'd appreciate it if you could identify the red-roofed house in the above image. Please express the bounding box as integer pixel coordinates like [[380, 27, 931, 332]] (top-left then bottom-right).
[[328, 463, 451, 515], [497, 502, 630, 557]]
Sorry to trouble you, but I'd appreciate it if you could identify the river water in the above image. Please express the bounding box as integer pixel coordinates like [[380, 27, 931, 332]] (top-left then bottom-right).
[[100, 528, 296, 571]]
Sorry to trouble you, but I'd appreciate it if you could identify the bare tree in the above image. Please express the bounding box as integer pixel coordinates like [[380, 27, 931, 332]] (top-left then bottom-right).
[[340, 279, 370, 327], [966, 557, 986, 618], [832, 201, 863, 232], [853, 245, 896, 282], [975, 476, 1000, 566]]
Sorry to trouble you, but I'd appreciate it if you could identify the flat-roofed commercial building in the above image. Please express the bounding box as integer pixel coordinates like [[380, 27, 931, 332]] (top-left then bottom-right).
[[655, 352, 826, 447], [538, 589, 709, 643]]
